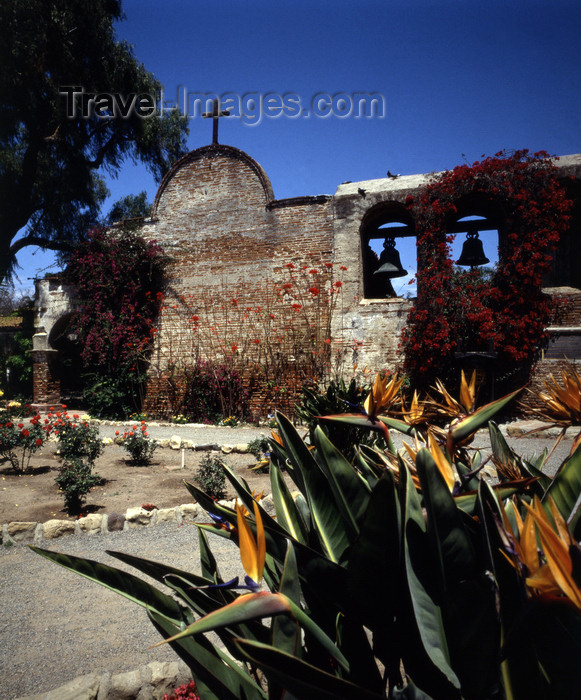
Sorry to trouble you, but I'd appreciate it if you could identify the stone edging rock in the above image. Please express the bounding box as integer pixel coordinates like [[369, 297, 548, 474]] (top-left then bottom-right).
[[15, 659, 192, 700], [1, 494, 276, 547]]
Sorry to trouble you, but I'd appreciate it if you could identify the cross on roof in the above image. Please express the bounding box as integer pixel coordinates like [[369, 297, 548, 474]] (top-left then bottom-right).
[[202, 98, 230, 144]]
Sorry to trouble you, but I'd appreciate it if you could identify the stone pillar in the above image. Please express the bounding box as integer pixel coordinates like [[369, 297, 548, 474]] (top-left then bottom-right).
[[31, 332, 60, 409]]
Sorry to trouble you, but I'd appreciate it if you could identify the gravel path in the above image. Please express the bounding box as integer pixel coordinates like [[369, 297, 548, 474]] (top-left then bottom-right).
[[1, 422, 577, 699], [1, 517, 240, 699]]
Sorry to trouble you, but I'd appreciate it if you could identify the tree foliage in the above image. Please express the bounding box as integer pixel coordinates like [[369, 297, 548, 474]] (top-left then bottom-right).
[[0, 0, 188, 282]]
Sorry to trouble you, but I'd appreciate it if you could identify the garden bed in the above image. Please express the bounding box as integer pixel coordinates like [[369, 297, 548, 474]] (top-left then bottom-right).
[[0, 442, 272, 525]]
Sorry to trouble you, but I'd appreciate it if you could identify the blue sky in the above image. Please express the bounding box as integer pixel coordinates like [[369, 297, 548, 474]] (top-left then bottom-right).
[[14, 0, 581, 293]]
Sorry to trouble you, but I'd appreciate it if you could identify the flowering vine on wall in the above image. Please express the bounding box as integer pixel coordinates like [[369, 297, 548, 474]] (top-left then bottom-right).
[[65, 226, 167, 417], [401, 150, 573, 389]]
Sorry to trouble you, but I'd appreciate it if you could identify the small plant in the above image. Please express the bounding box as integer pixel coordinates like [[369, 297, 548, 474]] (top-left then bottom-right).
[[171, 414, 190, 424], [182, 360, 249, 424], [141, 502, 158, 511], [220, 415, 238, 427], [52, 410, 103, 467], [0, 407, 48, 472], [195, 453, 226, 499], [246, 435, 271, 473], [162, 680, 199, 700], [121, 423, 158, 465], [129, 411, 149, 422], [296, 376, 378, 458], [55, 458, 103, 515], [247, 435, 270, 460], [49, 408, 104, 515]]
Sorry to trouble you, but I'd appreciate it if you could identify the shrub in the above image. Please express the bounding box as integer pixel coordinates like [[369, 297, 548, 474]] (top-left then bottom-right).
[[0, 407, 48, 472], [52, 411, 103, 468], [50, 408, 104, 515], [82, 371, 141, 420], [295, 376, 377, 458], [195, 453, 226, 499], [246, 435, 270, 460], [246, 435, 271, 473], [66, 227, 167, 419], [121, 424, 158, 465], [55, 458, 103, 515], [170, 414, 190, 424], [182, 360, 248, 424]]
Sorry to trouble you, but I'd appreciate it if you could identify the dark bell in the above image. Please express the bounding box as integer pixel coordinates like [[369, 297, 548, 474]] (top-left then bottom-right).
[[373, 237, 407, 278], [456, 227, 489, 267]]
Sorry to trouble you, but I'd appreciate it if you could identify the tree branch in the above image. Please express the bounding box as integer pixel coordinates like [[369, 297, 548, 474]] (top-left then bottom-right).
[[9, 235, 76, 258]]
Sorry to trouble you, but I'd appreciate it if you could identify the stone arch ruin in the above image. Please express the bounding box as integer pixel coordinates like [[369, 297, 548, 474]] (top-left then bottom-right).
[[31, 147, 581, 412]]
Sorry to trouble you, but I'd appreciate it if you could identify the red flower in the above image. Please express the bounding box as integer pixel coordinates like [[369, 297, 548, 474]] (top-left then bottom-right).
[[231, 344, 239, 352], [308, 286, 320, 296], [333, 281, 343, 288], [21, 429, 30, 437], [35, 438, 43, 446]]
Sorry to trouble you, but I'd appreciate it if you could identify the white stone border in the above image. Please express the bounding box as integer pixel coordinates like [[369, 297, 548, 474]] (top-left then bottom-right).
[[15, 660, 192, 700], [1, 495, 276, 546]]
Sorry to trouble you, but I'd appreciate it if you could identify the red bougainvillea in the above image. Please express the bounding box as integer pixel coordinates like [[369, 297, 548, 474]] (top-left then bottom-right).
[[64, 226, 167, 417], [66, 226, 166, 372], [401, 150, 573, 389]]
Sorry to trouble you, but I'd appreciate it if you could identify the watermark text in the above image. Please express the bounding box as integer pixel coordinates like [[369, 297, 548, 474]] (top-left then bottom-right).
[[59, 87, 386, 125]]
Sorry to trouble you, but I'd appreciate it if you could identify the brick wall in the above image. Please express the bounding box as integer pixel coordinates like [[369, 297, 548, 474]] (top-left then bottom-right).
[[139, 145, 334, 417]]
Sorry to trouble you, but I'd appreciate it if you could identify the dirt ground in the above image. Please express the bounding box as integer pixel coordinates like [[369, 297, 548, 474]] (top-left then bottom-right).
[[0, 443, 272, 524]]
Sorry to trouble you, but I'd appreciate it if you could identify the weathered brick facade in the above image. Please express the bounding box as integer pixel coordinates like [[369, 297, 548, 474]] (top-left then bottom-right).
[[137, 145, 334, 416], [31, 145, 581, 416]]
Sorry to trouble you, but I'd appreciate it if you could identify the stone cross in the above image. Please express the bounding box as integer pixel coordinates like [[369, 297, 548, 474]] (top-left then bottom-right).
[[202, 98, 230, 144]]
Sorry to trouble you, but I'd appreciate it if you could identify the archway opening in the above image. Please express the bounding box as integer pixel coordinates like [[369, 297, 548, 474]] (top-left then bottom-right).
[[361, 205, 416, 299], [48, 314, 85, 407]]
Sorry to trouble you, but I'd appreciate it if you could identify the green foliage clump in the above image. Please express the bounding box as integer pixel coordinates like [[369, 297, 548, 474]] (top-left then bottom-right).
[[195, 454, 226, 499], [0, 406, 47, 472], [66, 227, 168, 419], [31, 380, 581, 699], [51, 409, 103, 515], [246, 435, 270, 461], [0, 0, 188, 283], [246, 435, 271, 473], [121, 425, 158, 465], [182, 361, 249, 424], [296, 376, 375, 457], [55, 416, 103, 468], [55, 459, 103, 515]]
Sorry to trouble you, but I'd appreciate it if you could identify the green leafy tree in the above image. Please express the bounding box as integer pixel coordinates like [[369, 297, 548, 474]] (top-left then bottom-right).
[[106, 191, 151, 227], [0, 0, 188, 282]]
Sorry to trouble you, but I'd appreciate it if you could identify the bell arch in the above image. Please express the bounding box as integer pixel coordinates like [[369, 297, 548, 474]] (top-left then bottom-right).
[[446, 193, 505, 271], [360, 201, 415, 299]]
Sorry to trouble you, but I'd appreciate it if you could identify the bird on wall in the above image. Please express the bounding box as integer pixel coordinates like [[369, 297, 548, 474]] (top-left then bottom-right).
[[387, 171, 399, 179], [358, 187, 367, 197]]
